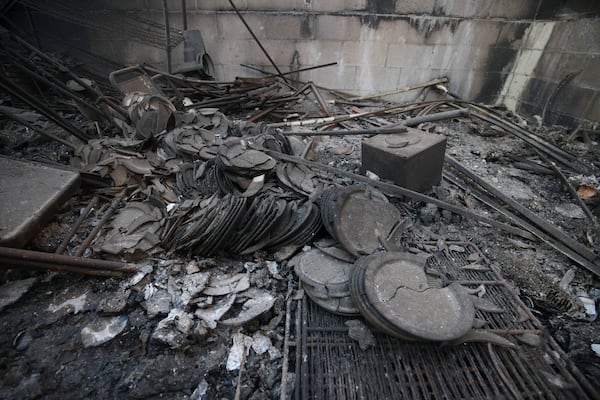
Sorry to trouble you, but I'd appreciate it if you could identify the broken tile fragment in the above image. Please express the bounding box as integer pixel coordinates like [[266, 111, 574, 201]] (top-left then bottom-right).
[[0, 277, 37, 312], [81, 315, 128, 347]]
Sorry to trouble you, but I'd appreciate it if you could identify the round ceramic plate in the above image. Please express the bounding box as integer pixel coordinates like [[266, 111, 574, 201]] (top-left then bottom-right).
[[362, 252, 475, 341]]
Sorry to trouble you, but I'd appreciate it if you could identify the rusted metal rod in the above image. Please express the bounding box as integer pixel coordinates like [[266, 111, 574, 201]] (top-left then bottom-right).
[[75, 189, 128, 257], [240, 62, 338, 78], [280, 126, 408, 137], [55, 196, 99, 254], [0, 107, 76, 148], [0, 246, 139, 273], [1, 259, 126, 277], [228, 0, 289, 84], [265, 150, 536, 241]]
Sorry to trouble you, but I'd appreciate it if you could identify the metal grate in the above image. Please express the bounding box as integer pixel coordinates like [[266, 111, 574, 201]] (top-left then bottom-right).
[[293, 242, 598, 399]]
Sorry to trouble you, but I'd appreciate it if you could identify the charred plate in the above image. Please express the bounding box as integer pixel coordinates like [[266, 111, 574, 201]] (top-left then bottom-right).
[[208, 196, 247, 254], [268, 200, 317, 249], [293, 247, 354, 298], [278, 163, 318, 196], [304, 285, 360, 316], [314, 237, 356, 263], [239, 198, 289, 255], [362, 252, 475, 341], [350, 254, 419, 340], [226, 196, 262, 252], [240, 198, 287, 252], [229, 195, 274, 253], [333, 185, 403, 257]]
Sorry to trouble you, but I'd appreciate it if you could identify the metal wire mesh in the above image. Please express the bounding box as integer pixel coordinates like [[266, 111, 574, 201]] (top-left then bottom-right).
[[20, 0, 183, 50], [294, 242, 598, 400]]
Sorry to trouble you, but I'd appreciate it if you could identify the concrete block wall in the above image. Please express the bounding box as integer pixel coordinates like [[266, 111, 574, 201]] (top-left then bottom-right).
[[7, 0, 600, 126], [507, 17, 600, 127]]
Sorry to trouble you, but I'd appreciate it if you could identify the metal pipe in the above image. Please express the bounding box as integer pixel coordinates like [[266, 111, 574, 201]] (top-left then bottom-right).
[[162, 0, 172, 73], [534, 149, 597, 225], [0, 107, 76, 148], [55, 196, 98, 254], [348, 77, 449, 101], [443, 171, 600, 277], [181, 0, 187, 30], [240, 62, 338, 78], [75, 189, 128, 257], [265, 150, 537, 241], [0, 246, 139, 273], [280, 126, 408, 137], [228, 0, 289, 84], [0, 75, 90, 142], [0, 258, 125, 277], [11, 34, 128, 119], [445, 156, 600, 273]]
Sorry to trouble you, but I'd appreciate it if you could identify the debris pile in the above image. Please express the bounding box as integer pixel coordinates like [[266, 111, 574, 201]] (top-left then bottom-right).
[[1, 25, 599, 399]]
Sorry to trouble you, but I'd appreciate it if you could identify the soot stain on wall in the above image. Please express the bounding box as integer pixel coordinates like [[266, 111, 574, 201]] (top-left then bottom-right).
[[474, 39, 520, 103]]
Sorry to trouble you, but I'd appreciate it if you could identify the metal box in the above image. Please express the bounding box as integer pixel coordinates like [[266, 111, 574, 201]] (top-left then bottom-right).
[[0, 157, 80, 248], [361, 128, 446, 193]]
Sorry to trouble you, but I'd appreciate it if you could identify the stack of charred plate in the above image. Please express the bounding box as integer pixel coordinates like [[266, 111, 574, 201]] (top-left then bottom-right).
[[291, 239, 359, 316], [319, 185, 404, 256], [294, 185, 479, 342], [162, 193, 322, 256], [350, 252, 476, 341], [214, 138, 277, 196]]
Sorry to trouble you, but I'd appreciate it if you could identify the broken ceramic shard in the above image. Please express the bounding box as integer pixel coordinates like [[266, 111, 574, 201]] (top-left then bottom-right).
[[195, 293, 236, 329], [152, 309, 194, 348], [220, 289, 275, 326], [81, 315, 128, 347], [0, 278, 37, 312], [203, 273, 250, 296], [345, 319, 376, 351]]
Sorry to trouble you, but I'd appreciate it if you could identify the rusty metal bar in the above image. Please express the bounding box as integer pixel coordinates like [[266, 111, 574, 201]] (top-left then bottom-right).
[[11, 33, 128, 119], [0, 74, 90, 142], [241, 62, 338, 78], [75, 189, 127, 257], [55, 196, 98, 254], [228, 0, 288, 84], [349, 77, 449, 101], [266, 150, 536, 240], [0, 246, 139, 273], [534, 149, 597, 225], [162, 0, 172, 74], [281, 125, 408, 137], [310, 83, 331, 117], [181, 0, 187, 30], [1, 258, 125, 277], [445, 155, 600, 276], [0, 107, 76, 148]]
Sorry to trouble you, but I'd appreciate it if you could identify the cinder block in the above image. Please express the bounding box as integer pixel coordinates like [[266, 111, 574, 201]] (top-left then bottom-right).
[[216, 13, 266, 40], [186, 13, 219, 44], [355, 66, 402, 92], [310, 0, 366, 12], [442, 0, 494, 18], [490, 2, 538, 20], [361, 128, 447, 193], [453, 19, 502, 47], [394, 0, 435, 14], [301, 65, 358, 91], [340, 40, 389, 67], [211, 39, 268, 66], [295, 40, 343, 65], [195, 0, 247, 10], [315, 15, 362, 41], [376, 18, 428, 45], [386, 43, 433, 68], [264, 15, 304, 40]]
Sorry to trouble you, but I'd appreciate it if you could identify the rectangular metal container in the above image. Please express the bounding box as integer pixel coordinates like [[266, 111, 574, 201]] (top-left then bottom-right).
[[361, 128, 446, 193]]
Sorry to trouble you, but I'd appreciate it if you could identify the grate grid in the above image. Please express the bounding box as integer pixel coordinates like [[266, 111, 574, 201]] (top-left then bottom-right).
[[295, 242, 598, 399]]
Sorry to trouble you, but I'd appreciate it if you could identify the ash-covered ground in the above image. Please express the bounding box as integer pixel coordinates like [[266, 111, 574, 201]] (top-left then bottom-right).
[[0, 91, 599, 399]]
